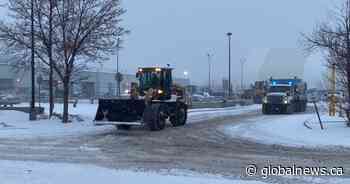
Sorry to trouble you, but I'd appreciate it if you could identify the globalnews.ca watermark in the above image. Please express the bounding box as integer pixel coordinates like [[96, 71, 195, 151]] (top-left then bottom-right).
[[246, 164, 344, 178]]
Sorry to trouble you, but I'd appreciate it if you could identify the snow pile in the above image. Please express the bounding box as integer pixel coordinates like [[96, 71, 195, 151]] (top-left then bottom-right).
[[0, 160, 267, 184], [223, 113, 350, 148], [0, 110, 114, 139], [28, 103, 99, 121]]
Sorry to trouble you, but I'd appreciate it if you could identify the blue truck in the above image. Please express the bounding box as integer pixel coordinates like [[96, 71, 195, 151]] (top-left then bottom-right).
[[262, 77, 308, 114]]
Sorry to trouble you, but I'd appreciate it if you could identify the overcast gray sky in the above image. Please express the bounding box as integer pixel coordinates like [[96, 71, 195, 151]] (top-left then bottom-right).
[[0, 0, 339, 87], [104, 0, 338, 87]]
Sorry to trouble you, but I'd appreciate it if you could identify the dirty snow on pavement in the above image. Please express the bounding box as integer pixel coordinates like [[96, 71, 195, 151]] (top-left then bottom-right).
[[0, 160, 267, 184], [0, 103, 259, 139], [223, 112, 350, 148], [188, 104, 260, 123]]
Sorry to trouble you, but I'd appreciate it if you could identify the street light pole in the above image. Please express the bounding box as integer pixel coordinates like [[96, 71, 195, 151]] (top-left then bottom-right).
[[116, 37, 120, 97], [207, 53, 213, 94], [240, 58, 246, 90], [227, 32, 232, 97], [30, 0, 36, 120], [116, 37, 121, 97]]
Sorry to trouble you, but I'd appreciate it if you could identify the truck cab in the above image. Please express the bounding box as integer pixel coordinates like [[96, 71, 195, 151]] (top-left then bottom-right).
[[262, 78, 307, 114]]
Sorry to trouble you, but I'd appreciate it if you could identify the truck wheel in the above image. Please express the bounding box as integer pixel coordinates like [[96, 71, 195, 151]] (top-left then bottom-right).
[[116, 125, 131, 130], [286, 104, 294, 114], [302, 102, 307, 112], [170, 103, 187, 127], [296, 102, 305, 112], [143, 104, 166, 131], [262, 104, 269, 114], [297, 102, 302, 112]]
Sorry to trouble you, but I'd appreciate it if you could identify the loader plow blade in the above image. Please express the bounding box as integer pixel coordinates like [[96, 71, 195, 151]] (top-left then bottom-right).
[[95, 99, 146, 122]]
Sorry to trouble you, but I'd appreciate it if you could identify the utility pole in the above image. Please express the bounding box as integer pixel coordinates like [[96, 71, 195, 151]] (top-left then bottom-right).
[[29, 0, 36, 121], [116, 37, 121, 97], [207, 52, 213, 94], [240, 58, 246, 90], [227, 32, 232, 97]]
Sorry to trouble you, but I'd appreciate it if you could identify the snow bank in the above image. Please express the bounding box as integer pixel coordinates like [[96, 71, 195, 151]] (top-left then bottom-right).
[[223, 113, 350, 148], [27, 103, 99, 121], [0, 110, 114, 139], [0, 160, 266, 184]]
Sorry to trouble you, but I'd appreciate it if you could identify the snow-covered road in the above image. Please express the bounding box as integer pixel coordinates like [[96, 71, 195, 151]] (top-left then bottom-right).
[[0, 160, 267, 184], [0, 103, 260, 139], [1, 104, 350, 184]]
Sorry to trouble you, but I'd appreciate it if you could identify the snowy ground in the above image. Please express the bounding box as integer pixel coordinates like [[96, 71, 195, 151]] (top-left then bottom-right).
[[0, 103, 260, 139], [1, 103, 350, 184], [0, 160, 266, 184], [0, 110, 114, 139], [223, 111, 350, 148]]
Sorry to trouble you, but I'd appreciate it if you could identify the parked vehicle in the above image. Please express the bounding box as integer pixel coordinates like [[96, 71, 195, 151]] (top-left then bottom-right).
[[0, 94, 21, 107]]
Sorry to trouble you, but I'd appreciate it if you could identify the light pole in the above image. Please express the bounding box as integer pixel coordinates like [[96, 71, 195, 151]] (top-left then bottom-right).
[[30, 0, 36, 120], [240, 57, 246, 90], [116, 37, 121, 97], [207, 52, 213, 94], [227, 32, 232, 97]]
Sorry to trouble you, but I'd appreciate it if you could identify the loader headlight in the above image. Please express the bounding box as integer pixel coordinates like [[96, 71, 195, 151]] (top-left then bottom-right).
[[158, 89, 163, 94], [283, 96, 289, 104]]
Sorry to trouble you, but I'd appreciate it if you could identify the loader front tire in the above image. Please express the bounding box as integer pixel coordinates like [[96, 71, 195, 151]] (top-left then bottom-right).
[[143, 104, 166, 131], [170, 103, 187, 127]]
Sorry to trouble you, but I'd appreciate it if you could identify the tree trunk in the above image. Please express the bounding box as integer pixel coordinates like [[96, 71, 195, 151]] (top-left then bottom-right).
[[346, 61, 350, 125], [49, 0, 54, 118], [62, 75, 70, 123], [49, 65, 54, 118]]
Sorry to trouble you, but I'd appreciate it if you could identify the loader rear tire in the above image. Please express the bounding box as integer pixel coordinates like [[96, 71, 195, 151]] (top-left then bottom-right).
[[143, 104, 166, 131], [170, 103, 187, 127]]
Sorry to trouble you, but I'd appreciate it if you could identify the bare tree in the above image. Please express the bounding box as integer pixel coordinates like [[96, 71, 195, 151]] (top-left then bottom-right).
[[0, 0, 128, 123], [303, 0, 350, 123], [48, 0, 54, 118]]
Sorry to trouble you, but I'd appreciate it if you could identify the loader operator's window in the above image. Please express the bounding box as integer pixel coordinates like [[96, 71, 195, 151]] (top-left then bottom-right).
[[141, 72, 161, 90], [151, 72, 160, 87]]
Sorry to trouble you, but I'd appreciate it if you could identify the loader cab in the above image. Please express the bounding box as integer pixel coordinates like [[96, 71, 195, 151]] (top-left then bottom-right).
[[136, 67, 173, 100]]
